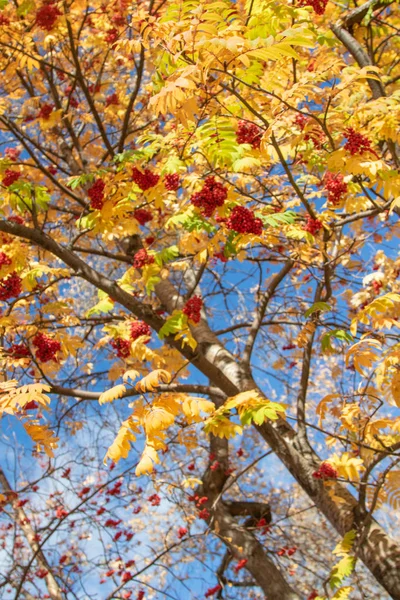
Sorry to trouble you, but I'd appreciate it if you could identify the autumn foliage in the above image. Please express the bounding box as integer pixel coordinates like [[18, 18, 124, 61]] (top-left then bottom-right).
[[0, 0, 400, 598]]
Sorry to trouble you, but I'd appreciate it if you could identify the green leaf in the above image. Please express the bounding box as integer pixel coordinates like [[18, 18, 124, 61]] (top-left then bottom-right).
[[17, 0, 35, 16], [154, 245, 179, 267], [304, 302, 331, 318], [0, 0, 9, 9], [158, 312, 187, 339], [260, 210, 297, 228], [321, 329, 353, 353], [76, 212, 98, 230], [240, 402, 285, 426], [86, 297, 115, 317]]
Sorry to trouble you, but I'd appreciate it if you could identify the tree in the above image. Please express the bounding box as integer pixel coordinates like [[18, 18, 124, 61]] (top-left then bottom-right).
[[0, 0, 399, 597]]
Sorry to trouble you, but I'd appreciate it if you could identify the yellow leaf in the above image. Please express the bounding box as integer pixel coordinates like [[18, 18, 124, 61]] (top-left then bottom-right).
[[135, 443, 160, 476], [135, 369, 172, 392], [98, 384, 126, 405], [24, 422, 59, 458], [123, 369, 140, 383], [330, 453, 365, 481], [104, 417, 139, 464]]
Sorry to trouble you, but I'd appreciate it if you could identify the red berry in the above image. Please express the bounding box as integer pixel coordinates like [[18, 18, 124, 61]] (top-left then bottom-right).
[[133, 208, 153, 225], [294, 113, 309, 130], [132, 167, 159, 191], [0, 272, 22, 301], [177, 526, 187, 539], [36, 568, 49, 579], [323, 172, 347, 205], [307, 592, 318, 600], [8, 215, 24, 224], [37, 104, 54, 120], [2, 169, 21, 187], [164, 173, 180, 191], [105, 27, 119, 44], [121, 571, 132, 583], [148, 494, 161, 506], [35, 3, 61, 31], [110, 338, 130, 359], [130, 320, 151, 341], [205, 585, 222, 598], [226, 206, 263, 235], [88, 179, 105, 210], [298, 0, 327, 14], [304, 215, 322, 235], [344, 128, 376, 156], [190, 176, 228, 217], [234, 558, 247, 573], [32, 332, 61, 363], [105, 92, 119, 107], [0, 252, 12, 267], [236, 121, 263, 149], [8, 343, 30, 358], [312, 462, 338, 480], [183, 295, 202, 324], [4, 148, 20, 161], [132, 248, 154, 269], [198, 508, 210, 520]]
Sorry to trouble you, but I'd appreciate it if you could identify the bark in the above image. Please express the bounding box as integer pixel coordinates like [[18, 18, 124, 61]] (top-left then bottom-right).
[[0, 469, 63, 600], [199, 428, 300, 599]]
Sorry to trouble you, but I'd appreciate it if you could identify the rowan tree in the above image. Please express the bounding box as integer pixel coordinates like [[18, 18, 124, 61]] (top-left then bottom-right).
[[0, 0, 400, 598]]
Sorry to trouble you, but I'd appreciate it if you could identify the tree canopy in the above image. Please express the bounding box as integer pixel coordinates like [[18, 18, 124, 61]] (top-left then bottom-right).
[[0, 0, 400, 598]]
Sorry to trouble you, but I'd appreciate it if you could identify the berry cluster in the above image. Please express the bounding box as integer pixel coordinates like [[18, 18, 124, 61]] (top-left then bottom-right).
[[312, 462, 338, 479], [130, 320, 151, 341], [88, 179, 105, 210], [110, 337, 131, 359], [164, 173, 180, 191], [344, 128, 376, 156], [133, 208, 153, 226], [183, 295, 202, 324], [8, 344, 31, 358], [304, 215, 323, 235], [2, 169, 21, 187], [132, 167, 160, 191], [0, 272, 22, 301], [105, 93, 119, 107], [8, 215, 24, 224], [105, 28, 119, 44], [177, 526, 187, 539], [226, 205, 263, 235], [148, 493, 161, 506], [32, 332, 61, 363], [372, 280, 383, 295], [294, 113, 309, 130], [133, 249, 155, 269], [236, 121, 263, 149], [0, 14, 10, 25], [190, 177, 228, 217], [4, 147, 21, 161], [38, 104, 54, 120], [35, 2, 62, 31], [0, 252, 12, 267], [299, 0, 328, 14], [323, 172, 347, 205]]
